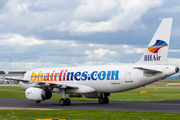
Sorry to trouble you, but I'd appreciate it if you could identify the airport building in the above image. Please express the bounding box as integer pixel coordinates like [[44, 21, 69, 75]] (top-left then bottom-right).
[[0, 71, 26, 78]]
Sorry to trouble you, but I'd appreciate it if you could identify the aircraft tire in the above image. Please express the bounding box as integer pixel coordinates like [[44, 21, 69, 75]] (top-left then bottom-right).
[[59, 98, 66, 106], [66, 98, 71, 105], [104, 97, 109, 104], [98, 97, 104, 104]]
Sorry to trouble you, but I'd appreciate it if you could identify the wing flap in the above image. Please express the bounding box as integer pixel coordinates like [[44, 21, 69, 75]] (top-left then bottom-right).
[[49, 83, 79, 89]]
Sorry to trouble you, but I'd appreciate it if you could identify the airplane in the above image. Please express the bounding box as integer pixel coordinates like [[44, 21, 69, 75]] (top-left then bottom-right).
[[5, 18, 179, 106], [0, 78, 4, 84]]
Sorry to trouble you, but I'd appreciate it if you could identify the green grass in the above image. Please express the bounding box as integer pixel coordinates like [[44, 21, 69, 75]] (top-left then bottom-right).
[[1, 86, 180, 102], [161, 79, 180, 83], [0, 86, 26, 99], [110, 88, 180, 102], [146, 82, 180, 87], [0, 110, 180, 120]]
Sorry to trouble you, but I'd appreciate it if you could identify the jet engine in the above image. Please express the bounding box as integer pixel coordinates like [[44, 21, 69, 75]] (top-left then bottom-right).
[[25, 87, 52, 101]]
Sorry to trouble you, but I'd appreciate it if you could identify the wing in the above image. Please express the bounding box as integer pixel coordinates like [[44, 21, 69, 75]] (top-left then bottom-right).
[[5, 77, 96, 93], [5, 77, 29, 82], [5, 77, 78, 89]]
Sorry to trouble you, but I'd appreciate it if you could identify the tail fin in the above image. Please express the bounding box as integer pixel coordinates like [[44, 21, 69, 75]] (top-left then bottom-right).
[[137, 18, 173, 65]]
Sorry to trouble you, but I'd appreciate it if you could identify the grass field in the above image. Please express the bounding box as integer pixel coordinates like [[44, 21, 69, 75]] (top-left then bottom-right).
[[145, 83, 180, 87], [161, 79, 180, 83], [0, 110, 180, 120]]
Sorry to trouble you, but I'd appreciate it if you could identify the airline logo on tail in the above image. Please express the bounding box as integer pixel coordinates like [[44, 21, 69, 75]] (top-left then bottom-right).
[[144, 40, 168, 61], [148, 40, 168, 53]]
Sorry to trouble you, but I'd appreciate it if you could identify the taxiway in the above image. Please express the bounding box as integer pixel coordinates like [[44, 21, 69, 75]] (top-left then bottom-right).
[[0, 98, 180, 112]]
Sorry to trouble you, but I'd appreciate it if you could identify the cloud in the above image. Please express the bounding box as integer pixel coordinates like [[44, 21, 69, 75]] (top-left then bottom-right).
[[0, 0, 163, 35], [158, 6, 180, 13], [89, 44, 106, 47], [1, 0, 180, 73], [0, 33, 145, 72], [0, 34, 45, 46], [125, 48, 146, 54], [123, 45, 130, 48], [0, 32, 179, 73], [167, 58, 180, 67], [169, 49, 180, 52], [85, 48, 116, 59], [61, 0, 163, 33]]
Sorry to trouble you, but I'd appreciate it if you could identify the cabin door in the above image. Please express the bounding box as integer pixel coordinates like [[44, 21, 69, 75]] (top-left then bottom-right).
[[125, 67, 133, 82]]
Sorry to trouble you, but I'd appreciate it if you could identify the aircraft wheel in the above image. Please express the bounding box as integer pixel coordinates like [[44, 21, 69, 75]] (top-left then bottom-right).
[[66, 98, 71, 105], [98, 97, 104, 104], [59, 98, 66, 106], [104, 97, 109, 104], [35, 101, 41, 103]]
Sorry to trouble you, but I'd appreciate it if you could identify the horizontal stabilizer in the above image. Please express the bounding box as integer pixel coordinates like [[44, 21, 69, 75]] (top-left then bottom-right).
[[134, 67, 162, 73]]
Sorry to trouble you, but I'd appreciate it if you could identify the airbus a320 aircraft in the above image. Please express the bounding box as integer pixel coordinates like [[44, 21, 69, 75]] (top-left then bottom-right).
[[5, 18, 179, 106]]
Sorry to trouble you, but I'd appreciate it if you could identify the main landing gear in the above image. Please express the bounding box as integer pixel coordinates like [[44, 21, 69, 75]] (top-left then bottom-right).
[[98, 93, 110, 104], [98, 97, 109, 104], [59, 88, 71, 106], [59, 98, 71, 106]]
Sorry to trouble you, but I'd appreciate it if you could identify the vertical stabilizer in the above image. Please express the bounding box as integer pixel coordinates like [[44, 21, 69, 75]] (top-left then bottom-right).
[[137, 18, 173, 65]]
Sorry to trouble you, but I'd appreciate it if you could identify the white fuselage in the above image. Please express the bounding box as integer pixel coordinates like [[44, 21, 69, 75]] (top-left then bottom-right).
[[20, 64, 177, 94]]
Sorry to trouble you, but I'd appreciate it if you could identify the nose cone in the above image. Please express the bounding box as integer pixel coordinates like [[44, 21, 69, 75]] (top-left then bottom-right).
[[175, 67, 179, 73]]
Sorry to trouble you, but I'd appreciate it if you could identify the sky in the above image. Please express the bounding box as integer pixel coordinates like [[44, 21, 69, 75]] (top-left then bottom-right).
[[0, 0, 180, 73]]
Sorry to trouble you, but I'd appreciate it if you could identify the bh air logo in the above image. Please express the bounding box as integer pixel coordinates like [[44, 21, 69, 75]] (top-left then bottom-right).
[[144, 40, 168, 61]]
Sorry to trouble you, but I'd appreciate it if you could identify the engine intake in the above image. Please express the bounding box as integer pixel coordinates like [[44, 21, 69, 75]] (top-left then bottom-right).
[[175, 67, 179, 73], [25, 87, 52, 101]]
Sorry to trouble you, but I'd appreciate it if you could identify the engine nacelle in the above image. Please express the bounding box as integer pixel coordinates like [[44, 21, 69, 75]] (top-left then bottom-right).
[[25, 87, 52, 101]]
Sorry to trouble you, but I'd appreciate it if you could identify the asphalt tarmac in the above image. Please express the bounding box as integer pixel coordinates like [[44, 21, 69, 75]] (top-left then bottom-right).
[[0, 98, 180, 112]]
